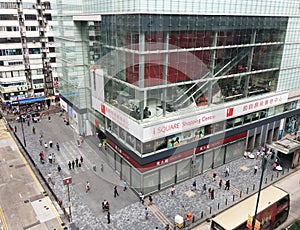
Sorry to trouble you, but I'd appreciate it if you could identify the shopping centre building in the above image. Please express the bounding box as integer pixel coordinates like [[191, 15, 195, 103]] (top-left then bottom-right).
[[54, 0, 300, 194]]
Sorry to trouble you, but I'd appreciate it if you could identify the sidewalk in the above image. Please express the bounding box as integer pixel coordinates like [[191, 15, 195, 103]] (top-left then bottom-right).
[[8, 112, 297, 230]]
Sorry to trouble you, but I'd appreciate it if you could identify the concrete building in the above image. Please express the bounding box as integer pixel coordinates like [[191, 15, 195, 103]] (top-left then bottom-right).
[[0, 0, 57, 106], [54, 0, 300, 194]]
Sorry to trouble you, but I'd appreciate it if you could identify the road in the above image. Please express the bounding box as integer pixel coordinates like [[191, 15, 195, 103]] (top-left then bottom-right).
[[0, 119, 64, 230], [192, 169, 300, 230]]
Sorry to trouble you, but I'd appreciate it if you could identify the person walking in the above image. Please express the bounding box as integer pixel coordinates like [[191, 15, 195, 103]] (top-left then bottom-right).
[[225, 180, 230, 190], [114, 185, 119, 198], [139, 191, 144, 204], [145, 207, 149, 220], [254, 164, 258, 174], [123, 180, 127, 191], [171, 185, 175, 196], [68, 161, 72, 170], [48, 154, 53, 164], [75, 157, 79, 167], [44, 142, 48, 149], [80, 156, 83, 164], [56, 143, 60, 151], [211, 189, 215, 200], [86, 181, 90, 193], [219, 179, 223, 189], [49, 140, 53, 148], [72, 160, 75, 169], [225, 166, 230, 177], [212, 172, 217, 181], [202, 183, 207, 195], [192, 180, 197, 191], [32, 126, 35, 134], [208, 188, 211, 199], [57, 165, 61, 172], [148, 194, 153, 205], [14, 125, 17, 133]]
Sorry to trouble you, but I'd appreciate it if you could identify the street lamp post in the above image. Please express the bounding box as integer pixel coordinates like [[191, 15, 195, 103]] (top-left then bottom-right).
[[63, 177, 72, 222], [251, 156, 268, 230]]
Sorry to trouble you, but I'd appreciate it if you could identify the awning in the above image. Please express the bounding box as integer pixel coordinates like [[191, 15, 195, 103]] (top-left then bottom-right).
[[18, 97, 45, 104], [267, 138, 300, 154]]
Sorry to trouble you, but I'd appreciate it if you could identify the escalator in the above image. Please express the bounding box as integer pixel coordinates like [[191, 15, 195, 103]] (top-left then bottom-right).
[[174, 47, 250, 109]]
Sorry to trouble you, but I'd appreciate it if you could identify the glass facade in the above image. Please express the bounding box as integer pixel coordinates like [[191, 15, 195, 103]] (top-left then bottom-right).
[[100, 15, 287, 124], [53, 0, 300, 194]]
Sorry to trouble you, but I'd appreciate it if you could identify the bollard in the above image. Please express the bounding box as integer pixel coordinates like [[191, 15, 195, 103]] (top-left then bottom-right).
[[271, 175, 273, 181], [210, 206, 212, 214], [277, 172, 279, 178], [192, 216, 195, 223], [240, 191, 242, 198], [253, 184, 255, 190], [225, 199, 227, 205], [265, 177, 267, 184], [218, 203, 220, 210], [233, 195, 235, 202], [201, 211, 203, 219], [246, 187, 249, 194]]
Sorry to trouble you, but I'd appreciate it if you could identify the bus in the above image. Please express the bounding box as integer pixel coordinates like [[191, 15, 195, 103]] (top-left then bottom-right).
[[210, 185, 290, 230]]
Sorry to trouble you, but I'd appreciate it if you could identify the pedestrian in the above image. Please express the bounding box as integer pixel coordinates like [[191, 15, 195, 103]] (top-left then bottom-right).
[[56, 143, 60, 151], [39, 151, 45, 163], [44, 142, 48, 149], [202, 183, 207, 195], [219, 179, 223, 189], [49, 140, 53, 148], [68, 161, 72, 170], [211, 189, 215, 200], [139, 191, 144, 204], [40, 130, 43, 138], [86, 181, 90, 193], [27, 120, 30, 126], [192, 180, 197, 191], [114, 185, 119, 198], [72, 160, 75, 169], [225, 166, 230, 177], [98, 142, 102, 150], [123, 180, 127, 191], [165, 224, 170, 230], [48, 154, 53, 164], [14, 126, 17, 133], [80, 156, 83, 164], [48, 115, 51, 121], [148, 194, 153, 205], [75, 157, 79, 167], [39, 138, 43, 146], [57, 165, 61, 172], [171, 185, 175, 196], [107, 211, 110, 224], [145, 207, 149, 220], [225, 180, 230, 190], [77, 139, 81, 147], [208, 188, 211, 199], [32, 126, 35, 134], [254, 164, 258, 174], [212, 172, 217, 181]]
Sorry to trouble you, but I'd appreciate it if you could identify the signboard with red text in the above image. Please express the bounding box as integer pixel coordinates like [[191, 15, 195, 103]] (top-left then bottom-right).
[[92, 92, 288, 142]]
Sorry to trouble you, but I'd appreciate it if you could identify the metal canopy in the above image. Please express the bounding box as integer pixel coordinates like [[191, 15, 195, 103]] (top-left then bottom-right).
[[267, 138, 300, 155]]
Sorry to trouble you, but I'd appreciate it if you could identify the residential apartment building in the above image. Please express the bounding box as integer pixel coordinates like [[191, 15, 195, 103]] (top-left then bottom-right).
[[54, 0, 300, 194], [0, 0, 57, 106]]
